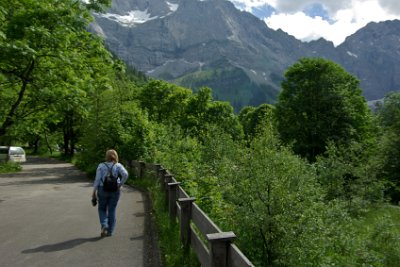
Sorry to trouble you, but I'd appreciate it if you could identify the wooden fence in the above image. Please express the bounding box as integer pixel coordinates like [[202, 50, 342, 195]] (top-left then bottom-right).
[[128, 160, 254, 267]]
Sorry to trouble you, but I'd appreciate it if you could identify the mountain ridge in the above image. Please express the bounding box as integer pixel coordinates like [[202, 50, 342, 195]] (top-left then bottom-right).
[[90, 0, 400, 110]]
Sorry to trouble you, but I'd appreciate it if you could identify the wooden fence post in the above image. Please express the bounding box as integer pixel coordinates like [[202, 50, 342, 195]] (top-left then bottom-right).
[[158, 168, 166, 190], [138, 161, 145, 179], [164, 173, 173, 185], [129, 160, 137, 178], [127, 160, 133, 170], [164, 174, 173, 205], [167, 182, 181, 219], [207, 232, 236, 267], [158, 168, 165, 187], [178, 197, 196, 249], [154, 164, 162, 177]]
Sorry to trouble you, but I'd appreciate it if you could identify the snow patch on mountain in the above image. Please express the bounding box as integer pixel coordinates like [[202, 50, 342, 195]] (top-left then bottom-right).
[[347, 51, 358, 58], [167, 2, 179, 12], [99, 9, 158, 27]]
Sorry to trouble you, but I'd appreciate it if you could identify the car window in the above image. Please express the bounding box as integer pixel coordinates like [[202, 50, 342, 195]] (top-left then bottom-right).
[[9, 147, 25, 155]]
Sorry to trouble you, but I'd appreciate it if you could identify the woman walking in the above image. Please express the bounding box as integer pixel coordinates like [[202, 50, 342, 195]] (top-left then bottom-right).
[[92, 149, 128, 237]]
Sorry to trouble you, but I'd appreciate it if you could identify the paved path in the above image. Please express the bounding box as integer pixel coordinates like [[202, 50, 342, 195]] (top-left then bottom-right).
[[0, 156, 157, 267]]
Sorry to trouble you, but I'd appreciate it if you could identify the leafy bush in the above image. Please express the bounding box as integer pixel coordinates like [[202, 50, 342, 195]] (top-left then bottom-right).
[[129, 169, 200, 267], [150, 124, 201, 195], [0, 162, 22, 173], [316, 142, 385, 214]]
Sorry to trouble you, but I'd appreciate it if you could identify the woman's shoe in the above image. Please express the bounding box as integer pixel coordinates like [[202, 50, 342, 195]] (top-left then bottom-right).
[[101, 227, 108, 237]]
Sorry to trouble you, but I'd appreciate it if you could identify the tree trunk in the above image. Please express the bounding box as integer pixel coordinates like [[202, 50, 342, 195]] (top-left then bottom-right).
[[62, 111, 76, 157], [0, 60, 35, 137], [33, 136, 40, 154], [44, 131, 53, 155]]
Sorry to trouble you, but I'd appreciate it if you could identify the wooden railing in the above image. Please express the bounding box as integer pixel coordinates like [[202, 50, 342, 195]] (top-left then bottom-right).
[[128, 160, 254, 267]]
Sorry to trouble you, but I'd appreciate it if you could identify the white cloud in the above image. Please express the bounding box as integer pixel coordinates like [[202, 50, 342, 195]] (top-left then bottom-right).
[[379, 0, 400, 15], [231, 0, 400, 46], [265, 12, 358, 45], [231, 0, 278, 12], [272, 0, 352, 15]]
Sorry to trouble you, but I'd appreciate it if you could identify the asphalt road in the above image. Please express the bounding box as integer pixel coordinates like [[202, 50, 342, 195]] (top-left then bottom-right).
[[0, 156, 157, 267]]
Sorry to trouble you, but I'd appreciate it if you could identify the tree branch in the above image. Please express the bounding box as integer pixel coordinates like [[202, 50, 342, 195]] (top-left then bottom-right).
[[0, 59, 35, 136]]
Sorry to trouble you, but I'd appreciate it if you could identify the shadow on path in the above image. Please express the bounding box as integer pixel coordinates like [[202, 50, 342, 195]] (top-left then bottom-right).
[[21, 237, 102, 253]]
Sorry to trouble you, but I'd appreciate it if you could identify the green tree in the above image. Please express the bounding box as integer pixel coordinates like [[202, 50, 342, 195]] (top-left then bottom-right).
[[203, 101, 243, 140], [80, 68, 152, 168], [216, 128, 363, 266], [0, 5, 5, 42], [239, 103, 274, 140], [316, 142, 384, 213], [275, 58, 372, 161], [179, 87, 213, 136], [0, 0, 112, 143], [4, 108, 62, 153], [376, 92, 400, 203], [137, 80, 192, 122], [181, 87, 243, 139], [137, 83, 243, 140]]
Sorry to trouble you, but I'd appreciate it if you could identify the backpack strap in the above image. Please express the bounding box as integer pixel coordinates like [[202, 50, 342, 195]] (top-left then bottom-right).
[[101, 162, 115, 183], [103, 162, 115, 171]]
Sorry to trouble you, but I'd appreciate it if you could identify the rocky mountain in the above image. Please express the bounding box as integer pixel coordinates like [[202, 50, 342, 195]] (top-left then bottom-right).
[[335, 20, 400, 100], [90, 0, 400, 110]]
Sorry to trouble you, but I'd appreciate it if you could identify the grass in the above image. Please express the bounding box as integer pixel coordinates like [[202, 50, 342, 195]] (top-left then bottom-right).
[[129, 171, 200, 267], [355, 203, 400, 235], [352, 203, 400, 266], [0, 161, 22, 173]]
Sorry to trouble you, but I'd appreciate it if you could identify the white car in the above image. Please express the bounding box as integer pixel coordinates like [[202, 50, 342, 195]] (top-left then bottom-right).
[[0, 146, 26, 163]]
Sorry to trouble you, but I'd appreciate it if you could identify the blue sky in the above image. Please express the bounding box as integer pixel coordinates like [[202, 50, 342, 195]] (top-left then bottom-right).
[[230, 0, 400, 46]]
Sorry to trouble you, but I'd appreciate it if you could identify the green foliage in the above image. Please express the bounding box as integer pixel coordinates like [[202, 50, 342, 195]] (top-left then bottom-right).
[[150, 124, 201, 192], [376, 92, 400, 203], [0, 0, 114, 156], [123, 63, 148, 85], [204, 100, 243, 140], [192, 125, 240, 214], [351, 205, 400, 267], [316, 142, 384, 214], [130, 172, 200, 267], [181, 87, 243, 140], [0, 161, 22, 173], [80, 84, 152, 167], [83, 0, 111, 12], [275, 57, 372, 162], [0, 5, 5, 42], [149, 119, 397, 266], [1, 4, 398, 264], [138, 81, 243, 140], [239, 103, 274, 141], [176, 66, 278, 112], [173, 125, 367, 266], [138, 80, 192, 122], [365, 215, 400, 266], [222, 132, 329, 266]]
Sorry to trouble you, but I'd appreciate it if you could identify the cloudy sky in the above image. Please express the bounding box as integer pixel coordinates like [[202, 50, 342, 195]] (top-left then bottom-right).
[[230, 0, 400, 46]]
